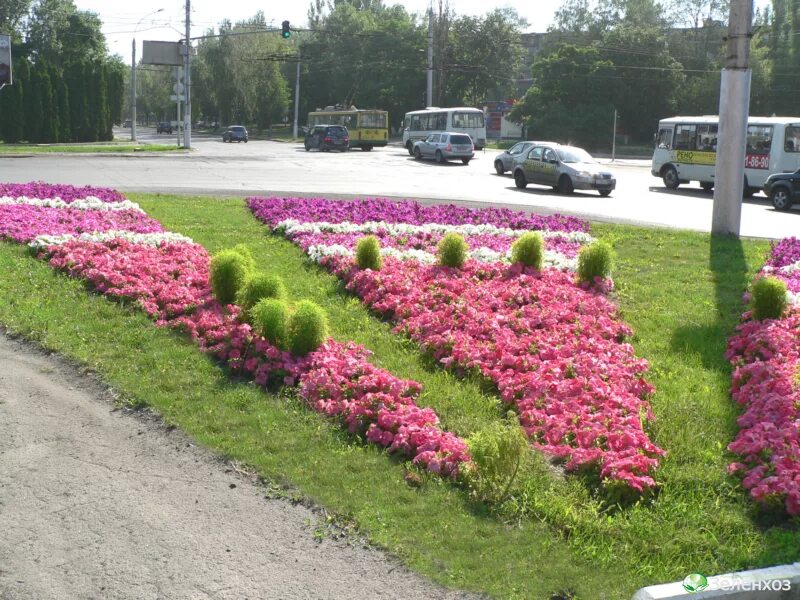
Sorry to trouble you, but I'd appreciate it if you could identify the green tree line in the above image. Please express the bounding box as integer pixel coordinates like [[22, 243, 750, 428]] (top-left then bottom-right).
[[0, 0, 124, 143]]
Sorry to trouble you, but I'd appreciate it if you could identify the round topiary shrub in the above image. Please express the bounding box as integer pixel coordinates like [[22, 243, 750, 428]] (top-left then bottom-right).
[[209, 249, 252, 305], [751, 276, 787, 321], [287, 300, 329, 356], [577, 241, 614, 284], [236, 273, 287, 319], [355, 235, 382, 271], [251, 298, 290, 349], [465, 420, 529, 504], [231, 244, 256, 272], [437, 232, 468, 268], [510, 232, 544, 269]]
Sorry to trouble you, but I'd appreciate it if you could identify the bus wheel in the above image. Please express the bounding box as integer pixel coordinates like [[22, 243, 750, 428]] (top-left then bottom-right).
[[558, 175, 574, 195], [361, 145, 373, 151], [771, 187, 793, 211], [406, 141, 414, 155], [662, 165, 679, 189], [700, 182, 713, 193]]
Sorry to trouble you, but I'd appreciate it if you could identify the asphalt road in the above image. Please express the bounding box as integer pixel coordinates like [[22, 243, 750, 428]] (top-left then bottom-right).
[[1, 127, 798, 239]]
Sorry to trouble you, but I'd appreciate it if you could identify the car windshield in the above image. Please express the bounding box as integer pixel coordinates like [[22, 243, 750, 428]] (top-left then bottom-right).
[[449, 135, 472, 144], [230, 127, 245, 132], [558, 146, 595, 164]]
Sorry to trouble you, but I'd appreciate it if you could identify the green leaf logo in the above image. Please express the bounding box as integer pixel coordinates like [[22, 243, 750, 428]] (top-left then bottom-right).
[[682, 573, 709, 593]]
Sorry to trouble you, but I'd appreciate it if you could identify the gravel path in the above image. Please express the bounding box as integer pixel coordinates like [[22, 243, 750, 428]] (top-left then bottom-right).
[[0, 331, 480, 600]]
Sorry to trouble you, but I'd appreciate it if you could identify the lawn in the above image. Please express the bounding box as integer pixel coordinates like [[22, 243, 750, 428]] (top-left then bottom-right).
[[0, 142, 182, 154], [0, 191, 797, 599]]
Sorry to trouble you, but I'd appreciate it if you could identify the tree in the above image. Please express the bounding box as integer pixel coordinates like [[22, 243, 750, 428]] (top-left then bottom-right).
[[27, 0, 106, 68], [0, 0, 31, 34]]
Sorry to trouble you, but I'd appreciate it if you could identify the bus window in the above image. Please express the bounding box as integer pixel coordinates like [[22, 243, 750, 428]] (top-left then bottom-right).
[[656, 128, 672, 149], [784, 125, 800, 152], [746, 125, 773, 155], [452, 111, 485, 128], [674, 124, 697, 150], [359, 113, 386, 128], [697, 124, 718, 151], [411, 115, 421, 130]]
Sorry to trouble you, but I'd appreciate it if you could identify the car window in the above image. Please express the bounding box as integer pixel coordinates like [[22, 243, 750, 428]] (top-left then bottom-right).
[[528, 147, 543, 161], [543, 148, 558, 162], [450, 135, 472, 145]]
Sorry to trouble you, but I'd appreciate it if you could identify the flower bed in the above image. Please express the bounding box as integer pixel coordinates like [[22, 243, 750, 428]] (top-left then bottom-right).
[[1, 182, 469, 478], [726, 237, 800, 516], [249, 196, 664, 494]]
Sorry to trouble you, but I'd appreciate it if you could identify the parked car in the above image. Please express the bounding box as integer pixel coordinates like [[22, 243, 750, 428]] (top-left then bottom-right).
[[412, 132, 474, 165], [222, 126, 248, 143], [156, 122, 173, 134], [764, 169, 800, 211], [512, 143, 616, 196], [494, 141, 538, 174], [304, 125, 350, 152]]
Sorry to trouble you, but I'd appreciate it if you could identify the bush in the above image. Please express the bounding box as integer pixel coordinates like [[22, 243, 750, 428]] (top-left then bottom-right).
[[236, 273, 287, 319], [355, 235, 382, 270], [209, 249, 253, 305], [437, 232, 468, 268], [577, 241, 614, 284], [510, 232, 544, 269], [251, 298, 290, 349], [751, 276, 787, 320], [287, 300, 329, 356], [465, 420, 529, 504], [231, 244, 256, 272]]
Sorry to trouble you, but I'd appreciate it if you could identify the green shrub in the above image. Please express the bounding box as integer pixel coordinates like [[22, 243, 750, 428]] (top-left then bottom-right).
[[251, 298, 290, 349], [355, 235, 382, 270], [231, 244, 256, 272], [751, 276, 787, 321], [209, 249, 252, 305], [287, 300, 329, 356], [437, 232, 468, 268], [236, 273, 287, 319], [510, 232, 544, 269], [577, 241, 614, 284], [465, 420, 529, 504]]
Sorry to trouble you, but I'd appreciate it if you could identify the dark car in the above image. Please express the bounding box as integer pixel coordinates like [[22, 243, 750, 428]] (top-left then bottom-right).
[[764, 169, 800, 211], [304, 125, 350, 152], [222, 126, 248, 143], [156, 121, 173, 134]]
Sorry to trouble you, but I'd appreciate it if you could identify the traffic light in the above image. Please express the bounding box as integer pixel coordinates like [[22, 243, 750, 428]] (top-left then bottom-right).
[[281, 21, 291, 39]]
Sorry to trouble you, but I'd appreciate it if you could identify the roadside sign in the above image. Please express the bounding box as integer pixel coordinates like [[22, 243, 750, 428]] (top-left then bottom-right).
[[173, 82, 184, 94], [0, 35, 12, 86], [170, 94, 185, 102]]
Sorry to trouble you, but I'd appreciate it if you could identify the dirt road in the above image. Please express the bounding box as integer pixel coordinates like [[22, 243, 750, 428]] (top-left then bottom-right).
[[0, 331, 479, 600]]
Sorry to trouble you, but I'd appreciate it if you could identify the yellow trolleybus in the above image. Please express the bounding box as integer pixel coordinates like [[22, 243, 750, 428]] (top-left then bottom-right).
[[307, 107, 389, 151]]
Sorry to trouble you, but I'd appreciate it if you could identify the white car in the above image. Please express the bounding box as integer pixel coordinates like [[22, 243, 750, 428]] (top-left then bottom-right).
[[513, 143, 616, 196], [494, 141, 538, 174], [412, 132, 474, 165]]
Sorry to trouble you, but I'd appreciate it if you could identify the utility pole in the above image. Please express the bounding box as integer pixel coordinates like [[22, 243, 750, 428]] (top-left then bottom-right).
[[131, 37, 137, 142], [711, 0, 753, 236], [611, 108, 617, 162], [183, 0, 192, 149], [292, 52, 301, 140], [426, 8, 433, 107]]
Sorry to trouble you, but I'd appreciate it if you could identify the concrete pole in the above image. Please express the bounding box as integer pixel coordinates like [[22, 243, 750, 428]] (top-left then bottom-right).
[[131, 37, 137, 142], [711, 0, 753, 236], [292, 53, 300, 140], [426, 8, 433, 107], [183, 0, 192, 150], [611, 108, 617, 161]]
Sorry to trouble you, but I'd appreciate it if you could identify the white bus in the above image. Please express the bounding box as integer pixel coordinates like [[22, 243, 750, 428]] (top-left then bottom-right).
[[402, 107, 487, 153], [652, 116, 800, 195]]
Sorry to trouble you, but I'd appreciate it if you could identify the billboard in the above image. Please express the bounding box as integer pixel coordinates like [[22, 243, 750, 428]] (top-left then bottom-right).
[[0, 35, 12, 86], [142, 41, 184, 66]]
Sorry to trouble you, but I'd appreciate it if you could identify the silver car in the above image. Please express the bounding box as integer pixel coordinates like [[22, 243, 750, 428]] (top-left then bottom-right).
[[494, 141, 537, 175], [413, 132, 474, 164], [513, 143, 616, 196]]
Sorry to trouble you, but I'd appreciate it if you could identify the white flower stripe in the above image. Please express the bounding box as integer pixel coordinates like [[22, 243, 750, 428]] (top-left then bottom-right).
[[275, 219, 596, 244], [305, 243, 578, 270], [0, 196, 144, 213], [29, 230, 195, 250]]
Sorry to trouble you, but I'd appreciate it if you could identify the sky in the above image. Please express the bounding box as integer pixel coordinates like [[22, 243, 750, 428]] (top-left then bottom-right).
[[73, 0, 773, 63]]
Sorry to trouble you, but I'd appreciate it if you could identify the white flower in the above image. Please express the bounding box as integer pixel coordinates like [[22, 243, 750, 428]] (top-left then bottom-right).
[[29, 230, 194, 250], [0, 195, 144, 213]]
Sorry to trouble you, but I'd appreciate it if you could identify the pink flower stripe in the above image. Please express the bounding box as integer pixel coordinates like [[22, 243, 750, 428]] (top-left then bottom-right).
[[287, 230, 583, 258], [0, 205, 163, 243], [321, 255, 664, 493], [0, 181, 126, 203], [12, 188, 470, 477], [724, 236, 800, 516], [248, 196, 590, 232]]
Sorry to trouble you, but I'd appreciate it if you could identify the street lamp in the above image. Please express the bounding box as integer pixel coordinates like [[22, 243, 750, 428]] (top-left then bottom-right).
[[131, 8, 164, 142]]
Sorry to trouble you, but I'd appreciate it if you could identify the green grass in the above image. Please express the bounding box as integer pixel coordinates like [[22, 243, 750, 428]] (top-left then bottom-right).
[[1, 193, 798, 599], [0, 142, 182, 154]]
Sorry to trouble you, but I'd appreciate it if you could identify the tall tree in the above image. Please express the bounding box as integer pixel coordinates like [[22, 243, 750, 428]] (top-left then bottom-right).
[[27, 0, 106, 68]]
